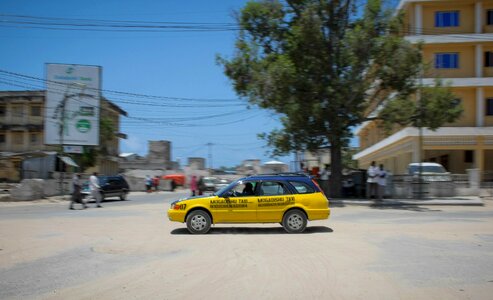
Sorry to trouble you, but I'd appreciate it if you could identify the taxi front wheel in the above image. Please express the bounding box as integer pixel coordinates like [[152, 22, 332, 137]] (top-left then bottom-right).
[[282, 209, 307, 233], [186, 210, 212, 234]]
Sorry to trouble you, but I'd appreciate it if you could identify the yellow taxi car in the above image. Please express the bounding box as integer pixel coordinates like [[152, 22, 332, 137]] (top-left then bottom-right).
[[167, 174, 330, 234]]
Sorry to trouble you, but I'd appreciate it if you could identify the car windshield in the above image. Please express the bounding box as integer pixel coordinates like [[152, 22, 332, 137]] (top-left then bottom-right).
[[408, 165, 447, 174], [214, 180, 241, 196]]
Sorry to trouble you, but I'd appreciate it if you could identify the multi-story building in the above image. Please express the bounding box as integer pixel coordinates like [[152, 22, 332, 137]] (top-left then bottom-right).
[[354, 0, 493, 176], [0, 90, 127, 181]]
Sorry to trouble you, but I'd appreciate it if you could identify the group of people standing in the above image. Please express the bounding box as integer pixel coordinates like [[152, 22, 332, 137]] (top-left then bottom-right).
[[317, 161, 387, 200], [366, 161, 387, 201], [145, 175, 160, 193]]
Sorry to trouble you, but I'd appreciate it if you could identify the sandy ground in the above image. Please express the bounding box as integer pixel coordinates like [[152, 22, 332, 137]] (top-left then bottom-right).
[[1, 194, 493, 299]]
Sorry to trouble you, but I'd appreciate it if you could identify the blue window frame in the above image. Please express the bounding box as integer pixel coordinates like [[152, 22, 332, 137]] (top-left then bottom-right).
[[435, 53, 459, 69], [435, 11, 459, 27]]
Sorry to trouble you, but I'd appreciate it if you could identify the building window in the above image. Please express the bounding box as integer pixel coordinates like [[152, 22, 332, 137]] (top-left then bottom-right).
[[0, 133, 5, 144], [0, 105, 5, 117], [435, 53, 459, 69], [464, 150, 474, 163], [485, 52, 493, 67], [452, 98, 461, 107], [12, 105, 24, 117], [487, 98, 493, 116], [30, 133, 39, 145], [435, 11, 459, 27], [488, 10, 493, 25], [30, 106, 41, 117], [12, 132, 23, 145]]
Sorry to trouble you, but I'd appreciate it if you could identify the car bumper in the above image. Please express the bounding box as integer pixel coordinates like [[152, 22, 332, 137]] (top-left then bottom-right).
[[167, 209, 186, 222], [307, 208, 330, 221]]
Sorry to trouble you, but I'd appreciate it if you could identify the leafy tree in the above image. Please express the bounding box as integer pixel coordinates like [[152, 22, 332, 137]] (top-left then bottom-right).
[[218, 0, 460, 197]]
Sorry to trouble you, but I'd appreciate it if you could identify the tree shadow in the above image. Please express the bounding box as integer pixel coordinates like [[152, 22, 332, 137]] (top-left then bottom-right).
[[171, 226, 333, 235]]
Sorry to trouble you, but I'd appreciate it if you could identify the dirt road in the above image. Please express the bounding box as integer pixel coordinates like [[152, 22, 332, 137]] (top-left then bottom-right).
[[1, 193, 492, 299]]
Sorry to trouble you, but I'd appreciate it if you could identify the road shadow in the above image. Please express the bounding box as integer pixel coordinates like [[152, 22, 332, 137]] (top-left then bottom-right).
[[368, 203, 442, 212], [171, 226, 333, 235], [84, 198, 131, 204]]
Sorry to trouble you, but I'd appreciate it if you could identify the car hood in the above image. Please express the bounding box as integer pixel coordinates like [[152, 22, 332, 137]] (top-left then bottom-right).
[[172, 195, 216, 204]]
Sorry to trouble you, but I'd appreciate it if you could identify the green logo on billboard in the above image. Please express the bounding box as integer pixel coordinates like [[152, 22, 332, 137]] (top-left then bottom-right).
[[76, 119, 91, 133]]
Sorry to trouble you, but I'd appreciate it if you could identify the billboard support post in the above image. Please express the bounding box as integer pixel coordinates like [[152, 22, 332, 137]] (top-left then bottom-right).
[[56, 83, 86, 195]]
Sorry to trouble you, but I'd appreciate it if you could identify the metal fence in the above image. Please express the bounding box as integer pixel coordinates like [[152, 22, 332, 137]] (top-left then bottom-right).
[[481, 172, 493, 189]]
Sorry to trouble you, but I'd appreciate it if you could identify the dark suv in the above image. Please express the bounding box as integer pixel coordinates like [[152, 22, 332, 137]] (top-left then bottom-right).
[[82, 175, 130, 201]]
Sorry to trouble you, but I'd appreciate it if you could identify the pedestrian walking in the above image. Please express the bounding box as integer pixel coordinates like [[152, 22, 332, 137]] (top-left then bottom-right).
[[367, 161, 379, 199], [197, 176, 205, 195], [69, 173, 86, 210], [153, 176, 160, 192], [190, 175, 198, 196], [377, 164, 387, 201], [145, 175, 152, 193], [89, 172, 102, 208], [318, 164, 331, 196]]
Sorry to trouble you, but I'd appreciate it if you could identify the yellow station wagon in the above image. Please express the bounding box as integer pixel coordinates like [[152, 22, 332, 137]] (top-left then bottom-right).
[[167, 174, 330, 234]]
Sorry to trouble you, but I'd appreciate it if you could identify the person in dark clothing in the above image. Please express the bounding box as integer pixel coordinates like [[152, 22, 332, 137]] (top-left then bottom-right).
[[242, 182, 255, 196], [69, 173, 86, 210]]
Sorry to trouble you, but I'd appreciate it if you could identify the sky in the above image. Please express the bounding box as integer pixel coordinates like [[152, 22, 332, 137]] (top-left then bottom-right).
[[0, 0, 400, 169], [0, 0, 290, 169]]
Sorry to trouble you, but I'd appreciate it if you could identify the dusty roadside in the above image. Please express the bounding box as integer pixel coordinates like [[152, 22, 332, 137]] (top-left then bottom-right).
[[1, 194, 493, 299]]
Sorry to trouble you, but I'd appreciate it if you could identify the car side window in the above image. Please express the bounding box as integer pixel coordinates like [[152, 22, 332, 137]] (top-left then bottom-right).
[[229, 181, 257, 197], [289, 181, 315, 194], [259, 181, 289, 196]]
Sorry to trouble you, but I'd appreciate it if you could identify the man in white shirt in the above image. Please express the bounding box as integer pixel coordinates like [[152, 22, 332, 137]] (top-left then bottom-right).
[[377, 164, 387, 201], [367, 161, 378, 199], [89, 172, 102, 208], [319, 164, 331, 196]]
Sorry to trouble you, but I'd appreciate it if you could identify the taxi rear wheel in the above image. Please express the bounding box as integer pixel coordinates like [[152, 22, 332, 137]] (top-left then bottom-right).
[[186, 210, 212, 234], [282, 209, 307, 233]]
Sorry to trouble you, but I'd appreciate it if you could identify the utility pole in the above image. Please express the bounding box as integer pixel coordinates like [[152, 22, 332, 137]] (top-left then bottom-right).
[[206, 142, 214, 175], [58, 93, 68, 195], [416, 63, 424, 200], [53, 83, 86, 195]]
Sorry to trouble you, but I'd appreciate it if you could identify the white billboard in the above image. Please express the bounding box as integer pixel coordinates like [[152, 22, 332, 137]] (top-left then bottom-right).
[[44, 63, 101, 146]]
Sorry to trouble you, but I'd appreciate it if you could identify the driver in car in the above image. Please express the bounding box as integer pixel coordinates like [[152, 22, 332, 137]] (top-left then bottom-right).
[[242, 182, 255, 196]]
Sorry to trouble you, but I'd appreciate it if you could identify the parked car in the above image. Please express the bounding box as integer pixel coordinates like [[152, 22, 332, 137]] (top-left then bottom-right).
[[214, 178, 231, 191], [407, 162, 452, 182], [82, 175, 130, 201], [168, 174, 330, 234], [201, 177, 217, 192]]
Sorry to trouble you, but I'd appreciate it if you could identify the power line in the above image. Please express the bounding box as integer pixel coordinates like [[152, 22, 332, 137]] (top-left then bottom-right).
[[0, 13, 240, 32], [0, 69, 244, 102]]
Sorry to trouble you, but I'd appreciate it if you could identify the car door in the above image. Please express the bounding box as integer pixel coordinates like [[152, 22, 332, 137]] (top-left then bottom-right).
[[256, 181, 294, 222], [211, 181, 258, 222]]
